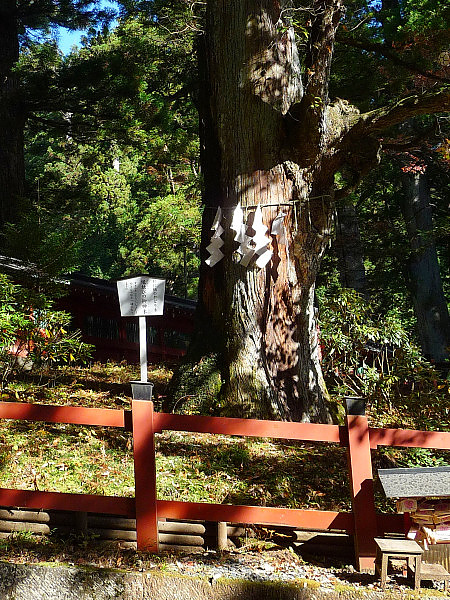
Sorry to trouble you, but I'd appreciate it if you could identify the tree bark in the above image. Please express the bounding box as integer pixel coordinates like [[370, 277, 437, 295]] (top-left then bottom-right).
[[193, 0, 334, 422], [400, 171, 450, 365], [0, 0, 25, 233]]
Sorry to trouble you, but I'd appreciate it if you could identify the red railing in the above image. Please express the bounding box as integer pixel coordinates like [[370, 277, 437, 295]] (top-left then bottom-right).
[[0, 399, 449, 570]]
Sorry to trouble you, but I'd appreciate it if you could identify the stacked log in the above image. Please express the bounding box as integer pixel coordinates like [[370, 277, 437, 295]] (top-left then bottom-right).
[[0, 508, 353, 557], [0, 509, 216, 552], [269, 527, 354, 560], [0, 509, 70, 538]]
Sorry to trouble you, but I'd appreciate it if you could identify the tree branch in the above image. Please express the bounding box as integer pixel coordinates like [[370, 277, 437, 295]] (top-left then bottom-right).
[[358, 88, 450, 134], [336, 33, 450, 84], [27, 114, 71, 133], [285, 0, 343, 164], [322, 89, 449, 201], [381, 131, 434, 151], [304, 0, 343, 102]]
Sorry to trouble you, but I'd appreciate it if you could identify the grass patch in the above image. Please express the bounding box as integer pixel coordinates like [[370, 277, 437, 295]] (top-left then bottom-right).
[[0, 420, 134, 496], [3, 360, 442, 513], [156, 432, 350, 509], [0, 424, 351, 510], [0, 363, 351, 510]]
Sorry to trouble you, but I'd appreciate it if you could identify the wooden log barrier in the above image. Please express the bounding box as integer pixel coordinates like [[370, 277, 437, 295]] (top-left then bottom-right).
[[159, 544, 204, 553], [0, 510, 210, 552], [159, 533, 205, 546], [88, 516, 136, 530], [217, 521, 228, 550], [159, 521, 206, 535], [0, 508, 353, 556], [90, 529, 137, 542]]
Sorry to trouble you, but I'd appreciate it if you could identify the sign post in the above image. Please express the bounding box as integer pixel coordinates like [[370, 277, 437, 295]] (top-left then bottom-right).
[[139, 316, 147, 383], [117, 276, 164, 552], [117, 276, 165, 399]]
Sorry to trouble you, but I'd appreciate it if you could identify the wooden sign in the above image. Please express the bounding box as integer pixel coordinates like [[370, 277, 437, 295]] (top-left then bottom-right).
[[117, 276, 165, 383], [117, 276, 165, 317]]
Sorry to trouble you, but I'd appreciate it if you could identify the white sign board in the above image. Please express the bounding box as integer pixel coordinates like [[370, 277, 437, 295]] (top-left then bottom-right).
[[117, 277, 165, 317]]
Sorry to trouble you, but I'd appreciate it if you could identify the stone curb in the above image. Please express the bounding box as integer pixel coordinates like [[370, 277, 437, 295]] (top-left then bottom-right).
[[0, 561, 444, 600]]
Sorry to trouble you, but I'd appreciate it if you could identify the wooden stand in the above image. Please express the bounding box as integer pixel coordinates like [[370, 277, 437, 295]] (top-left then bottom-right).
[[375, 538, 423, 590], [415, 562, 450, 591]]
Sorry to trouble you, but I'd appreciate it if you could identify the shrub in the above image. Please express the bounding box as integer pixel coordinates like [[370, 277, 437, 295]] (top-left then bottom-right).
[[0, 274, 93, 388], [318, 287, 450, 429]]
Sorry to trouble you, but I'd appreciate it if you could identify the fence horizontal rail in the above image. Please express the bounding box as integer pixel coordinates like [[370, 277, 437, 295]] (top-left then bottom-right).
[[369, 427, 450, 449], [0, 488, 135, 517], [0, 401, 128, 429], [155, 413, 344, 443], [3, 402, 449, 450], [157, 499, 354, 531], [0, 493, 405, 538]]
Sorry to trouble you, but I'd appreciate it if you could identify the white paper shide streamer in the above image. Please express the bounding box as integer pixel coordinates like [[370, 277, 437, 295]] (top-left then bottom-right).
[[250, 205, 273, 268], [205, 207, 225, 267], [207, 204, 274, 269], [271, 212, 287, 245], [230, 203, 252, 261]]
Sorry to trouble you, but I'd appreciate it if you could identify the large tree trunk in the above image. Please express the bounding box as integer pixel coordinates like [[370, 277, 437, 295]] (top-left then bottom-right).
[[400, 172, 450, 365], [194, 0, 334, 422], [173, 0, 449, 422], [0, 0, 25, 233]]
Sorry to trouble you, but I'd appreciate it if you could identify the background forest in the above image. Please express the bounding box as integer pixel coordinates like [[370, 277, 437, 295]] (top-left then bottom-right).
[[0, 0, 449, 424]]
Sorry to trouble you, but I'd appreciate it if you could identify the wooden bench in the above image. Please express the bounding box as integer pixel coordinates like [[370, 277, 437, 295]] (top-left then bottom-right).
[[415, 562, 450, 591], [375, 538, 423, 590]]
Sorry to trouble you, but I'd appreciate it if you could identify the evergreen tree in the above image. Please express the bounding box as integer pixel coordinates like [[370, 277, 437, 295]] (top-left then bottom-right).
[[0, 0, 113, 232], [9, 15, 201, 295]]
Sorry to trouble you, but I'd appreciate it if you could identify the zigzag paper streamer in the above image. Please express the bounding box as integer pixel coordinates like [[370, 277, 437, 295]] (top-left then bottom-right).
[[271, 212, 287, 245], [205, 207, 225, 267], [230, 203, 252, 257], [252, 205, 273, 268]]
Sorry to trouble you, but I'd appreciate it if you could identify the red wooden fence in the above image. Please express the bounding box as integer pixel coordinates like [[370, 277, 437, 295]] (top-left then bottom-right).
[[0, 398, 449, 570]]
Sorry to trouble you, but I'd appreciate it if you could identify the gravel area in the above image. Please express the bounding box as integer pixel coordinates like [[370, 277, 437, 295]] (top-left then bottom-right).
[[145, 548, 448, 594]]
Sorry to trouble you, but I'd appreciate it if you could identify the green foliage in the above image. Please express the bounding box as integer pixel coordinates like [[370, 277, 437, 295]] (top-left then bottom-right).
[[0, 274, 93, 387], [318, 287, 450, 428], [121, 193, 201, 297], [400, 0, 449, 33], [380, 446, 449, 468], [353, 152, 449, 320], [16, 134, 141, 277], [10, 15, 201, 294], [331, 0, 450, 111], [16, 0, 115, 40]]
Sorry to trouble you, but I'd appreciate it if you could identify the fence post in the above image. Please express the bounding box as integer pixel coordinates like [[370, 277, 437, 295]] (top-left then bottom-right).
[[345, 397, 377, 572], [217, 521, 228, 550], [132, 399, 159, 552]]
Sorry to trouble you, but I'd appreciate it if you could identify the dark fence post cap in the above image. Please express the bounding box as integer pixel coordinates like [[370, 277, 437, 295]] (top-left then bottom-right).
[[131, 381, 154, 401], [345, 396, 366, 416]]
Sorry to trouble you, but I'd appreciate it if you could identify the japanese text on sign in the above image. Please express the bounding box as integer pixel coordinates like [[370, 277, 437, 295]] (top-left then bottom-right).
[[117, 277, 165, 317]]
